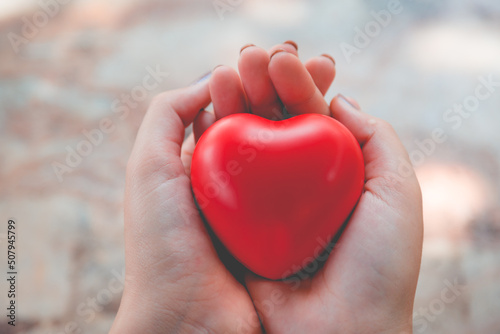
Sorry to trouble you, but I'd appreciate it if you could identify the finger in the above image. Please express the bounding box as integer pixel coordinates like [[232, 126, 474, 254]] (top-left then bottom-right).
[[128, 81, 210, 191], [122, 81, 260, 333], [245, 274, 292, 331], [327, 94, 423, 308], [125, 80, 215, 271], [181, 132, 196, 175], [304, 54, 336, 96], [246, 96, 423, 333], [340, 95, 361, 110], [268, 40, 299, 57], [126, 81, 211, 259], [239, 44, 283, 119], [269, 50, 329, 115], [329, 94, 421, 205], [193, 109, 216, 142], [210, 65, 248, 120]]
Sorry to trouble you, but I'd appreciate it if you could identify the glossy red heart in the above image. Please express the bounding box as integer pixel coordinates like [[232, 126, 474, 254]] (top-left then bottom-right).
[[191, 113, 364, 279]]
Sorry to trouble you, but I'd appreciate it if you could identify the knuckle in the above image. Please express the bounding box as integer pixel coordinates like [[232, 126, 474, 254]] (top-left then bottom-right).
[[127, 146, 186, 189], [375, 118, 396, 134]]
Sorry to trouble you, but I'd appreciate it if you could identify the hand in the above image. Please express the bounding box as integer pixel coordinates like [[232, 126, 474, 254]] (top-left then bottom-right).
[[236, 46, 424, 334], [110, 40, 423, 334], [110, 42, 336, 334], [109, 72, 259, 333]]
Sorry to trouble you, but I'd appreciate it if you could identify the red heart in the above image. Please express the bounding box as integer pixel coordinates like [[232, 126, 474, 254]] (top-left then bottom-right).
[[191, 113, 364, 279]]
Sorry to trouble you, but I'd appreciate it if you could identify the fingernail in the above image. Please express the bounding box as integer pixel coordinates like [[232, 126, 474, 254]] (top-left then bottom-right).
[[190, 71, 212, 86], [338, 94, 359, 110], [283, 40, 298, 50], [321, 54, 336, 66], [270, 48, 286, 59], [213, 64, 223, 71], [240, 43, 255, 54]]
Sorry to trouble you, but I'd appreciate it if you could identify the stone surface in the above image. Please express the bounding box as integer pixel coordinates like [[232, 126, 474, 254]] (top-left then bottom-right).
[[0, 0, 499, 333]]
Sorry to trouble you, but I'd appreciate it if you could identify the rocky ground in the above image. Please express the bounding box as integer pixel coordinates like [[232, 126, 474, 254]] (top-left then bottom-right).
[[0, 0, 499, 333]]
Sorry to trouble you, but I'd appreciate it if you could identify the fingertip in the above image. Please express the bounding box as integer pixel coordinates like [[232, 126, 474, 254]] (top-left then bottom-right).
[[128, 83, 212, 195], [268, 42, 299, 57], [146, 81, 211, 135], [210, 64, 231, 79], [269, 51, 329, 115], [210, 65, 248, 120], [270, 48, 287, 59], [239, 44, 261, 58], [330, 94, 360, 114], [239, 45, 283, 119], [320, 53, 335, 66], [330, 94, 374, 144], [305, 55, 337, 96], [240, 43, 256, 54], [283, 40, 298, 51], [339, 94, 361, 110]]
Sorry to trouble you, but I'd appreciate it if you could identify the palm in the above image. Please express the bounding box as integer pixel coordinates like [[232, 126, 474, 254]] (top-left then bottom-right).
[[247, 174, 422, 333]]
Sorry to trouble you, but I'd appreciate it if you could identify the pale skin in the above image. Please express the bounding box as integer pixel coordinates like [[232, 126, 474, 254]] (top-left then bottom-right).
[[110, 42, 423, 334]]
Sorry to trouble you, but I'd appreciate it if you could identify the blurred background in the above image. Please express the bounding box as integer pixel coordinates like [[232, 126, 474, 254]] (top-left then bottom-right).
[[1, 0, 499, 333]]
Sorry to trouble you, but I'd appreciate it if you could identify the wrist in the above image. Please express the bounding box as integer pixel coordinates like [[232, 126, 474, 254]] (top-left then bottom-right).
[[110, 287, 255, 334]]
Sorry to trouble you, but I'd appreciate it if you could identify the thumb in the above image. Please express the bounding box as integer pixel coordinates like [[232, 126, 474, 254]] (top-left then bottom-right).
[[330, 94, 420, 203], [127, 81, 211, 193], [327, 94, 423, 317], [329, 93, 423, 285], [124, 81, 213, 281]]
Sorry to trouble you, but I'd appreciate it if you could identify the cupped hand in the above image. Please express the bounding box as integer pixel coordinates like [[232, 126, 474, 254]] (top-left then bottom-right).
[[245, 96, 423, 334], [109, 76, 260, 334], [234, 46, 423, 334]]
